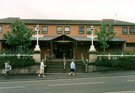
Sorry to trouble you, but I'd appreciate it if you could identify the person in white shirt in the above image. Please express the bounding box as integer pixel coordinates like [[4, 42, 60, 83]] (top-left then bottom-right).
[[5, 61, 12, 77], [38, 60, 46, 77], [69, 59, 76, 76]]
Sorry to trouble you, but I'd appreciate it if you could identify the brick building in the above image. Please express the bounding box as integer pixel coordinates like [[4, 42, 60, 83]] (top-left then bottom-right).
[[0, 17, 135, 59]]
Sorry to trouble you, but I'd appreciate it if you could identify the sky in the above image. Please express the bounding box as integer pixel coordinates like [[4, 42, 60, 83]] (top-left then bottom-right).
[[0, 0, 135, 23]]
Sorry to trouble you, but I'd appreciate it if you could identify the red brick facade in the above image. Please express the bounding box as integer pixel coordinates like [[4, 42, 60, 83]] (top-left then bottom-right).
[[0, 18, 135, 59]]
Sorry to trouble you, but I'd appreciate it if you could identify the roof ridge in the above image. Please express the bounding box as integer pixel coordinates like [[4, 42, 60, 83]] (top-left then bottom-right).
[[0, 17, 134, 25], [22, 18, 100, 21]]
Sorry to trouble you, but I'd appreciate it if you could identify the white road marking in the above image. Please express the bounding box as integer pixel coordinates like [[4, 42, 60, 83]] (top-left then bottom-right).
[[0, 82, 20, 84], [0, 86, 25, 90], [106, 91, 135, 93], [127, 80, 135, 82], [48, 81, 105, 87]]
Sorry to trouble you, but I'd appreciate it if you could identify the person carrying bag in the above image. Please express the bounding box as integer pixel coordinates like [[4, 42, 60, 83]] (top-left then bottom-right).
[[5, 60, 12, 77]]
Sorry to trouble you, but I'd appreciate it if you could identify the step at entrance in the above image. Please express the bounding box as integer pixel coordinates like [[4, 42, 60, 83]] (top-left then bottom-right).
[[45, 60, 85, 73]]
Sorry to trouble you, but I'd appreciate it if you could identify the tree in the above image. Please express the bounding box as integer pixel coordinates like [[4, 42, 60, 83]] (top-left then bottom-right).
[[95, 22, 116, 52], [3, 19, 34, 51]]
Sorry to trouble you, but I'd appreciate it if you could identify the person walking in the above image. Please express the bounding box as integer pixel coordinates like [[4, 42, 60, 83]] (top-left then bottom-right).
[[38, 60, 46, 77], [5, 60, 12, 77], [69, 59, 76, 76]]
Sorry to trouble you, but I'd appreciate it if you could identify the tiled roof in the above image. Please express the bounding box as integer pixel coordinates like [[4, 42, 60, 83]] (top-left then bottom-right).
[[0, 17, 134, 26], [30, 35, 125, 42], [110, 36, 126, 41], [30, 36, 57, 41], [68, 36, 125, 42], [0, 34, 125, 42]]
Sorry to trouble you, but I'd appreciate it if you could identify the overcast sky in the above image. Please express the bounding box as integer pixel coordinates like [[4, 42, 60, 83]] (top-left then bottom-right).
[[0, 0, 135, 23]]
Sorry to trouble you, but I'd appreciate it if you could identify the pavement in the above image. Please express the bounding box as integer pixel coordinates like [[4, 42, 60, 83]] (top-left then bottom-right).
[[0, 70, 135, 82]]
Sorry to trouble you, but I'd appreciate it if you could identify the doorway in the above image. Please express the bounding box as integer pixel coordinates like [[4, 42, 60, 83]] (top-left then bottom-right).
[[53, 42, 73, 59]]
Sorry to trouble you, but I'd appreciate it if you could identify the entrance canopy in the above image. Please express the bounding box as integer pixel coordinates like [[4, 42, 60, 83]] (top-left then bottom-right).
[[30, 34, 125, 42], [30, 34, 126, 59]]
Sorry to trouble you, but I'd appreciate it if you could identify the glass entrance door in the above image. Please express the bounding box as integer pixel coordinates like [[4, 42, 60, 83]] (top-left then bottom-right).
[[53, 43, 73, 59]]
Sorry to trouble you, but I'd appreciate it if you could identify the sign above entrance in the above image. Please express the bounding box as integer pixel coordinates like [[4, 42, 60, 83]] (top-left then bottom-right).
[[54, 40, 72, 43]]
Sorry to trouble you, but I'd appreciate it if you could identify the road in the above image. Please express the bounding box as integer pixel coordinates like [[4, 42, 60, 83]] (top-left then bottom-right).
[[0, 74, 135, 93]]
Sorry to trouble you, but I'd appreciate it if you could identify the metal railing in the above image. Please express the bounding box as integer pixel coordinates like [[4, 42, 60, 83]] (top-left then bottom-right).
[[97, 53, 135, 60], [0, 53, 33, 58]]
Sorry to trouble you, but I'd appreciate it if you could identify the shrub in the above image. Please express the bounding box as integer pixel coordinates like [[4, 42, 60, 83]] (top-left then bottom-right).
[[0, 49, 34, 54], [0, 56, 36, 68], [94, 57, 135, 70]]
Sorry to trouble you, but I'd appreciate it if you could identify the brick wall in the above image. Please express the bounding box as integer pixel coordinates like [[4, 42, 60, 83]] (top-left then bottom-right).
[[0, 24, 135, 52]]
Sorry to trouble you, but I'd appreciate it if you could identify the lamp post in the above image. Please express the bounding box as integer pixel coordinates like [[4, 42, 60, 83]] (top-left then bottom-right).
[[87, 26, 97, 52], [33, 25, 43, 51], [86, 25, 97, 68], [32, 25, 43, 63]]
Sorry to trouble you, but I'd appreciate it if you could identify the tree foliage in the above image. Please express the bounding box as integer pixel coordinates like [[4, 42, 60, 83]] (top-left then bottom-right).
[[3, 20, 34, 50], [95, 22, 116, 52]]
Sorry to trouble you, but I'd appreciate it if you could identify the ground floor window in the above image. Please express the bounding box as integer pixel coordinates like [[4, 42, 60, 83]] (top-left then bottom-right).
[[126, 43, 135, 47]]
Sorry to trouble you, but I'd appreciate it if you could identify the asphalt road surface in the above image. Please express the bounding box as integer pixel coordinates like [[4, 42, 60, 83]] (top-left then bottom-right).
[[0, 74, 135, 93]]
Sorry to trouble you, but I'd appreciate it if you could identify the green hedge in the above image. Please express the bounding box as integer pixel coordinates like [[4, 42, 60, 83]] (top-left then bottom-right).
[[0, 56, 36, 68], [0, 49, 34, 54], [94, 57, 135, 70]]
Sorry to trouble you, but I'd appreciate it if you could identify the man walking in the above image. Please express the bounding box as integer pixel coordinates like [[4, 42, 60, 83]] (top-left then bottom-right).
[[5, 60, 12, 77], [38, 60, 46, 77], [69, 59, 76, 76]]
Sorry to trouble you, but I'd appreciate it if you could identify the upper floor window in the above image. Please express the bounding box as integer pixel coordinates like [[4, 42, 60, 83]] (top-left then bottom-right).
[[0, 26, 2, 33], [34, 25, 40, 34], [86, 27, 91, 34], [57, 26, 62, 34], [109, 27, 114, 33], [42, 26, 48, 34], [122, 27, 127, 35], [79, 27, 84, 34], [64, 27, 70, 34], [129, 27, 134, 35]]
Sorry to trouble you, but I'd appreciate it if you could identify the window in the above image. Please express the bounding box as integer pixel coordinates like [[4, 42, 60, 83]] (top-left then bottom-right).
[[109, 27, 113, 33], [0, 26, 2, 33], [126, 43, 135, 47], [79, 27, 84, 34], [129, 27, 134, 35], [86, 27, 91, 34], [57, 27, 62, 34], [122, 27, 127, 35], [34, 26, 40, 34], [42, 26, 48, 34], [64, 27, 70, 34]]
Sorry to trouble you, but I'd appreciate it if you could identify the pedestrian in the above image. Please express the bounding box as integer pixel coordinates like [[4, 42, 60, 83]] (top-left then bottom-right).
[[69, 59, 76, 76], [5, 60, 12, 77], [38, 60, 46, 77]]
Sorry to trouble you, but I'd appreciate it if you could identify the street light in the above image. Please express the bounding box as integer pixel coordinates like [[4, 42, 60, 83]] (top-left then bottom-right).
[[87, 26, 97, 52], [33, 25, 43, 51]]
